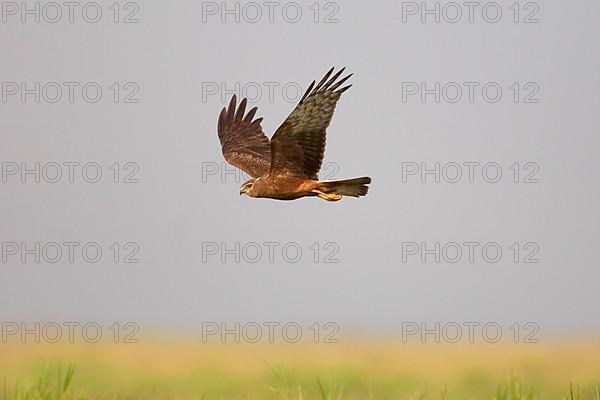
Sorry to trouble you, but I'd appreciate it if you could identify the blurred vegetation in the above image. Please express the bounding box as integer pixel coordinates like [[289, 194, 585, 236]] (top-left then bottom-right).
[[1, 341, 600, 399]]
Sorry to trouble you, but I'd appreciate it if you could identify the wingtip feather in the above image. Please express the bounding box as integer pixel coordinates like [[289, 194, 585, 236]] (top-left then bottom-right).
[[323, 68, 346, 90], [338, 84, 352, 94], [235, 98, 248, 121], [243, 106, 258, 124]]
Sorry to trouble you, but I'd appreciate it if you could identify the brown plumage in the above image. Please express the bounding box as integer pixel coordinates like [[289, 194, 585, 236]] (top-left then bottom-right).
[[217, 67, 371, 201]]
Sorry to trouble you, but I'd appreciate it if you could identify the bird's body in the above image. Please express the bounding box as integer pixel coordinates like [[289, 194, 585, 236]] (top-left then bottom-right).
[[243, 175, 317, 200], [243, 175, 371, 201], [217, 67, 371, 202]]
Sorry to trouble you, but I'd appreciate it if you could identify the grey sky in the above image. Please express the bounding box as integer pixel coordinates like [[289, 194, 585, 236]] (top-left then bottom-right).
[[0, 0, 598, 337]]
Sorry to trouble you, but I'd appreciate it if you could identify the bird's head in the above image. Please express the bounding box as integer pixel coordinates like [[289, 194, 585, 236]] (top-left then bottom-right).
[[240, 178, 257, 197]]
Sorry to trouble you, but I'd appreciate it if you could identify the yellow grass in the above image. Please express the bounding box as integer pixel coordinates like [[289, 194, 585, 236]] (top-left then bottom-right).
[[2, 339, 600, 399]]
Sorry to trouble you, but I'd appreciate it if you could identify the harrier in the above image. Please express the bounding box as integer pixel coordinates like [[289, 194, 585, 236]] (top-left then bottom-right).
[[217, 67, 371, 201]]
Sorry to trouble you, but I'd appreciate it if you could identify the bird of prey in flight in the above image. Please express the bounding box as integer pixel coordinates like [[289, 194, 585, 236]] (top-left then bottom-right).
[[217, 67, 371, 201]]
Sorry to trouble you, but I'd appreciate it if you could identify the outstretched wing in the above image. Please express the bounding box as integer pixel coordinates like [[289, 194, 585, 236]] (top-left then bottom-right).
[[217, 95, 271, 178], [270, 67, 352, 179]]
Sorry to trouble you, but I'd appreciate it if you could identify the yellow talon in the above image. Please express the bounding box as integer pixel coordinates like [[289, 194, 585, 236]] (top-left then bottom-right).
[[313, 190, 342, 202]]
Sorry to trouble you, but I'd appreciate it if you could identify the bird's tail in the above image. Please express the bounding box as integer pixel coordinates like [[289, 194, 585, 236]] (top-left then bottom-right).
[[314, 177, 371, 201]]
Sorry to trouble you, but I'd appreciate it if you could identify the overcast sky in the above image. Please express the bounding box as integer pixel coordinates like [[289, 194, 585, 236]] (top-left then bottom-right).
[[1, 0, 598, 339]]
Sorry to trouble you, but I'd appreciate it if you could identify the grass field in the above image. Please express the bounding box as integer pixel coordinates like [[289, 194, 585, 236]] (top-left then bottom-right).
[[1, 340, 599, 399]]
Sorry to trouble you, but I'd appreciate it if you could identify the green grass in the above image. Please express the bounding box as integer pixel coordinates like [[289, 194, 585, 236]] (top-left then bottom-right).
[[2, 366, 599, 400], [2, 341, 600, 399], [3, 364, 81, 400]]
